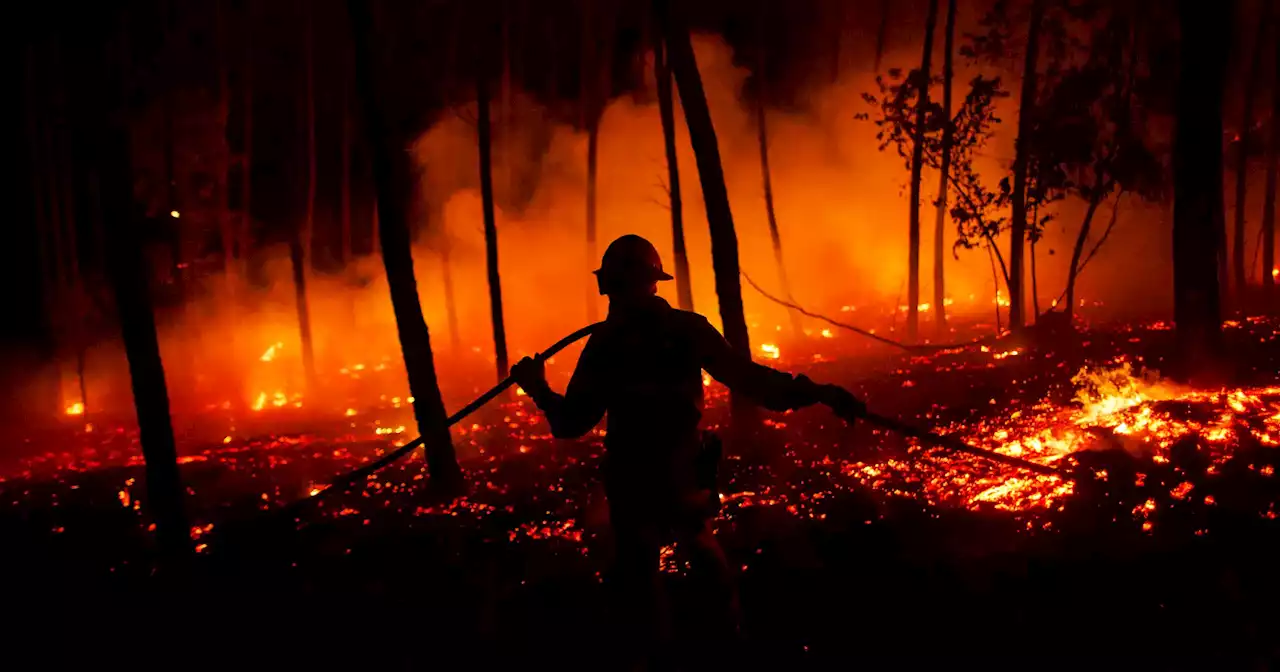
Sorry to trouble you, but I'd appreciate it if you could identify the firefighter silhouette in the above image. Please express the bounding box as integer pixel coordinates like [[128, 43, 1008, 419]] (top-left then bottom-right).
[[511, 234, 864, 651]]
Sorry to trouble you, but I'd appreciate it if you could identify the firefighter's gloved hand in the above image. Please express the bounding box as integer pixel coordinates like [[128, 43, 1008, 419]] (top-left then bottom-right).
[[820, 384, 866, 423], [511, 356, 547, 393]]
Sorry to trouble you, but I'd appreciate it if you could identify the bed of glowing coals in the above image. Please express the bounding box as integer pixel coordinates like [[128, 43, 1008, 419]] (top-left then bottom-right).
[[4, 316, 1278, 560]]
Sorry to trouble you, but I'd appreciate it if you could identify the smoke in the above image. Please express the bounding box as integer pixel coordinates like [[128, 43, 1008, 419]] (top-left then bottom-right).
[[25, 31, 1181, 436], [413, 32, 1175, 357]]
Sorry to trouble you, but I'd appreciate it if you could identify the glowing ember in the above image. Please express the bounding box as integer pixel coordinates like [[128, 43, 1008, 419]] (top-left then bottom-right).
[[64, 402, 84, 416], [910, 363, 1280, 511], [760, 343, 780, 359]]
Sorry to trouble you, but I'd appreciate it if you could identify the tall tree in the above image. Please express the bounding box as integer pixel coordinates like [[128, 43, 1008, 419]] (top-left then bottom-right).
[[1233, 6, 1270, 292], [1172, 0, 1229, 372], [477, 39, 510, 382], [240, 2, 254, 282], [756, 6, 801, 336], [72, 8, 190, 559], [1007, 0, 1047, 331], [1262, 31, 1279, 293], [348, 0, 461, 483], [293, 0, 317, 388], [341, 68, 353, 266], [906, 0, 940, 342], [874, 0, 892, 72], [932, 0, 957, 334], [582, 1, 614, 322], [652, 33, 694, 311], [654, 0, 753, 420]]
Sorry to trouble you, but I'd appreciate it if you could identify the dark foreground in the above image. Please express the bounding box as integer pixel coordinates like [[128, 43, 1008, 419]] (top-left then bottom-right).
[[5, 318, 1280, 670]]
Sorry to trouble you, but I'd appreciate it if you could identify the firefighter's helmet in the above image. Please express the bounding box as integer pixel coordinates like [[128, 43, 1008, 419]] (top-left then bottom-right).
[[593, 235, 673, 294]]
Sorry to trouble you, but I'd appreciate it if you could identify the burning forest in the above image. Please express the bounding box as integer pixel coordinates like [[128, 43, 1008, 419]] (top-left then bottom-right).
[[8, 0, 1280, 667]]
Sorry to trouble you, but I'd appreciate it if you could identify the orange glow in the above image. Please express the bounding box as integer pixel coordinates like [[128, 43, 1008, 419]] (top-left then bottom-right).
[[64, 402, 84, 416], [760, 343, 780, 360]]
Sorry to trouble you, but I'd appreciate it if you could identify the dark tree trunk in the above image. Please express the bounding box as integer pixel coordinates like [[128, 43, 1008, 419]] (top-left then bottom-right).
[[297, 3, 317, 387], [1231, 14, 1265, 292], [477, 58, 510, 382], [874, 0, 892, 72], [1066, 191, 1103, 319], [933, 0, 956, 335], [341, 70, 353, 266], [582, 3, 613, 323], [1172, 0, 1229, 372], [586, 115, 600, 321], [348, 0, 460, 483], [81, 54, 190, 561], [1008, 0, 1046, 332], [906, 0, 940, 343], [1262, 33, 1279, 293], [1030, 207, 1041, 318], [755, 18, 801, 336], [655, 0, 754, 422], [289, 237, 316, 383], [215, 0, 237, 296], [241, 4, 254, 279], [653, 35, 694, 311]]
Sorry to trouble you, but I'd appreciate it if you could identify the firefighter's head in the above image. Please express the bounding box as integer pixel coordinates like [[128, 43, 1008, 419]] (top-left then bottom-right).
[[593, 234, 673, 298]]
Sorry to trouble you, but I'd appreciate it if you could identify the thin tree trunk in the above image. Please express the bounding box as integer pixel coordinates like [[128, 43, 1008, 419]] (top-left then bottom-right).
[[655, 0, 753, 423], [653, 35, 693, 311], [755, 24, 801, 337], [906, 0, 940, 343], [82, 18, 189, 556], [987, 243, 1002, 334], [1008, 0, 1046, 332], [348, 0, 460, 483], [341, 70, 353, 265], [1234, 12, 1268, 291], [1066, 192, 1103, 319], [829, 0, 844, 84], [582, 0, 597, 321], [241, 4, 254, 280], [933, 0, 956, 335], [216, 0, 235, 289], [477, 57, 510, 382], [104, 166, 189, 560], [1172, 0, 1228, 372], [1262, 32, 1279, 293], [1030, 208, 1041, 318], [586, 115, 600, 321], [296, 3, 317, 388], [874, 0, 892, 72]]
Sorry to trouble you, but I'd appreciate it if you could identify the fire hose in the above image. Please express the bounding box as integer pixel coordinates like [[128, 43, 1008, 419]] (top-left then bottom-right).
[[279, 322, 602, 516], [281, 322, 1063, 520], [857, 411, 1065, 477]]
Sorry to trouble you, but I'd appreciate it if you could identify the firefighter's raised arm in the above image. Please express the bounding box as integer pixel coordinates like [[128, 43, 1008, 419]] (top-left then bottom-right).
[[692, 315, 865, 418], [511, 336, 606, 439]]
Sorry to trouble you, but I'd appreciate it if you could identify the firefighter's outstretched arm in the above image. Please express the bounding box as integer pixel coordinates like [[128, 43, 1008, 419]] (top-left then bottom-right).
[[694, 317, 864, 417], [511, 338, 606, 439]]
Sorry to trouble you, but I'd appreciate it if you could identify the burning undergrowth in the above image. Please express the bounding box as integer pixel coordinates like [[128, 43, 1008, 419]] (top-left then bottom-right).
[[4, 317, 1278, 576]]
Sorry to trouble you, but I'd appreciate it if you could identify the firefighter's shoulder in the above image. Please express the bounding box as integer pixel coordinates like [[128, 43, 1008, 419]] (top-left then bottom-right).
[[666, 308, 717, 335]]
